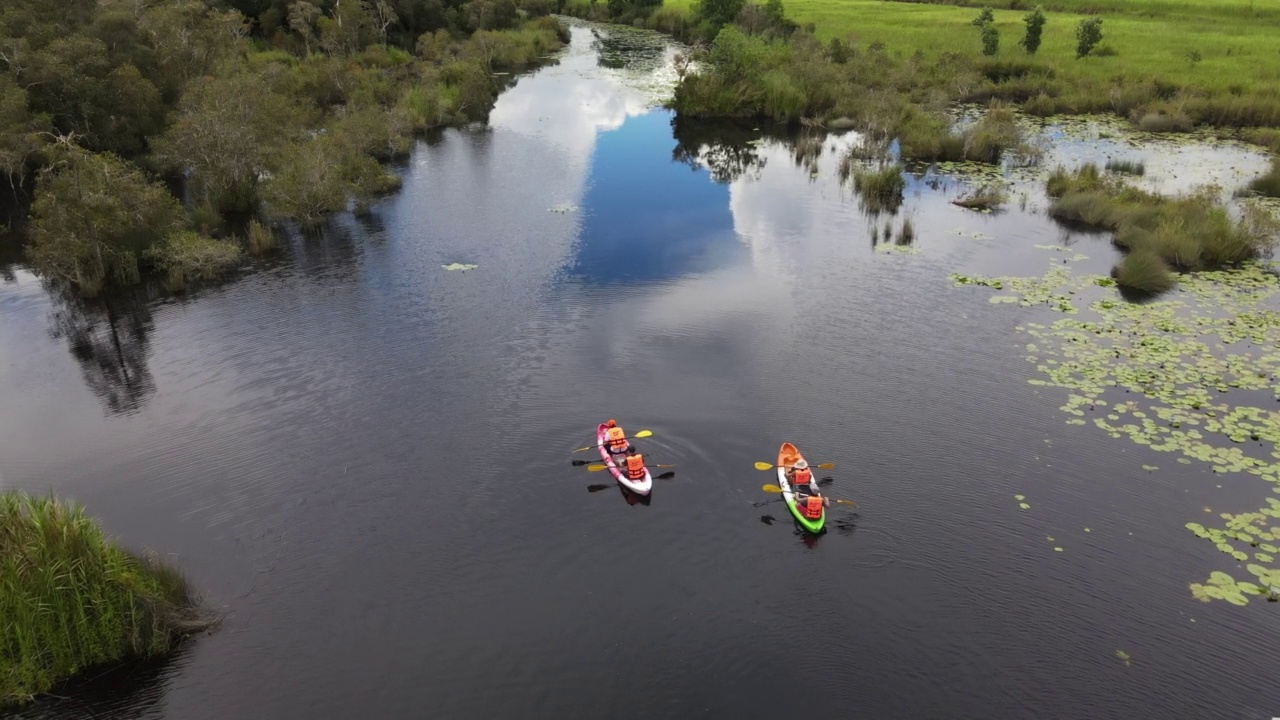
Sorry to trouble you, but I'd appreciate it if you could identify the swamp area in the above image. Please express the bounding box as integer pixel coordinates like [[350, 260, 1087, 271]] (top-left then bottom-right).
[[1, 20, 1279, 719]]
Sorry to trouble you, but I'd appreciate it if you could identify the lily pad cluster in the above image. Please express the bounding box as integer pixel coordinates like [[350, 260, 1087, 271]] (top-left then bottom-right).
[[952, 249, 1280, 603], [1188, 570, 1276, 606]]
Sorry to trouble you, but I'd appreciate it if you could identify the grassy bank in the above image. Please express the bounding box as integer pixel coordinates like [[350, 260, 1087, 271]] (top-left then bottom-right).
[[1, 492, 211, 707], [663, 0, 1280, 127], [1046, 164, 1279, 292], [0, 0, 568, 297]]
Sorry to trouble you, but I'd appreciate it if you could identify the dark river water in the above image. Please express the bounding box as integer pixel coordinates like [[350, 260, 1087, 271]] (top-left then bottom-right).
[[3, 22, 1280, 720]]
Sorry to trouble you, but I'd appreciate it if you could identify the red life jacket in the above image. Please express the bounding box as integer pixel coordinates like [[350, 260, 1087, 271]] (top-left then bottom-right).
[[625, 454, 646, 480], [792, 467, 812, 486], [802, 495, 823, 519], [607, 427, 627, 452]]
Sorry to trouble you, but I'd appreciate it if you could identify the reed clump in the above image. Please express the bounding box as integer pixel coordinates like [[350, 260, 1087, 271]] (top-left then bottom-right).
[[1047, 164, 1280, 292], [1, 492, 212, 708], [1248, 159, 1280, 198], [851, 163, 906, 214], [1105, 158, 1145, 176]]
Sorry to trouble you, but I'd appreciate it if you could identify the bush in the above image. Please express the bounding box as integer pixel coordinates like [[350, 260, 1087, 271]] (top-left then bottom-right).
[[247, 219, 277, 255], [1, 492, 210, 707], [1133, 106, 1193, 133], [1020, 6, 1045, 55], [981, 24, 999, 56], [145, 230, 243, 290], [1075, 17, 1103, 59]]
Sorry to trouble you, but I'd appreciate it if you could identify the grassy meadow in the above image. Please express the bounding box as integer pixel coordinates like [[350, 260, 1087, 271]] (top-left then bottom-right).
[[664, 0, 1280, 102]]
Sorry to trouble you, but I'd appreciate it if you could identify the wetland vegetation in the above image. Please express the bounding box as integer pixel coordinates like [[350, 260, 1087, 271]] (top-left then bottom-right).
[[1, 492, 211, 708]]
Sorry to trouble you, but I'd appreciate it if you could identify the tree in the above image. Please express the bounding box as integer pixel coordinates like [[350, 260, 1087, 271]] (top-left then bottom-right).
[[697, 0, 747, 28], [288, 1, 321, 54], [981, 23, 999, 55], [372, 0, 398, 45], [26, 145, 185, 295], [1020, 6, 1046, 55], [152, 73, 304, 213], [0, 76, 49, 186], [1076, 16, 1103, 58], [971, 7, 994, 28]]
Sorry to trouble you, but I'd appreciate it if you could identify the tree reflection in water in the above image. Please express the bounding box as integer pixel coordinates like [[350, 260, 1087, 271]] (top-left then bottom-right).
[[47, 282, 157, 415]]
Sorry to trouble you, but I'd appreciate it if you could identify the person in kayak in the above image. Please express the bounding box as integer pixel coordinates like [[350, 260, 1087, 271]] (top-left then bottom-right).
[[604, 419, 630, 454], [624, 447, 647, 481], [786, 459, 813, 491]]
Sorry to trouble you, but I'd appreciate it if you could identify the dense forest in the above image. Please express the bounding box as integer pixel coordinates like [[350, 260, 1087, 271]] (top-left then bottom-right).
[[0, 0, 567, 296]]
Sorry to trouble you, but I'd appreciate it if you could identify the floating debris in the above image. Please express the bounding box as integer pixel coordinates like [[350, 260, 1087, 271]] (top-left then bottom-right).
[[548, 204, 579, 213], [442, 263, 478, 271], [1115, 649, 1131, 666]]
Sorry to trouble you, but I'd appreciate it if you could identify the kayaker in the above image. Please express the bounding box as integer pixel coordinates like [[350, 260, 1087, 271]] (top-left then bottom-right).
[[624, 447, 647, 481], [605, 419, 629, 454], [799, 494, 827, 518], [787, 459, 813, 491]]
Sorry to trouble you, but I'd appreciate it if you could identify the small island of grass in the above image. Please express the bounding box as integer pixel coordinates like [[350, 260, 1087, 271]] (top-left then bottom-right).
[[1, 491, 212, 709]]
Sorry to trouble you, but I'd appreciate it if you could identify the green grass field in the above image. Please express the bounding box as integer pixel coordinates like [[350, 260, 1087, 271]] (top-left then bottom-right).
[[664, 0, 1280, 96]]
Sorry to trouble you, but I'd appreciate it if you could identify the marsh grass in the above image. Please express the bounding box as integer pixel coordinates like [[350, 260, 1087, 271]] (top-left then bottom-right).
[[1248, 159, 1280, 198], [1, 492, 212, 707], [246, 219, 277, 256], [1048, 164, 1280, 291], [897, 217, 916, 244], [1105, 158, 1145, 176], [852, 163, 906, 214]]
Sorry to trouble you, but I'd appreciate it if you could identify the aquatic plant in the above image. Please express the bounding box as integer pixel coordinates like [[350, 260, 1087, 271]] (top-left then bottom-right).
[[1249, 159, 1280, 198], [952, 248, 1280, 602], [1, 492, 211, 707], [1104, 159, 1145, 176], [851, 163, 906, 215], [1112, 250, 1175, 294], [246, 219, 277, 256], [1046, 165, 1279, 290]]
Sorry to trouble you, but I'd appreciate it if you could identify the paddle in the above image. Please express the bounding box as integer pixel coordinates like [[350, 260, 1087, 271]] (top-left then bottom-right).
[[572, 430, 653, 453], [586, 463, 675, 472], [761, 483, 858, 506], [754, 461, 835, 471], [587, 471, 675, 492]]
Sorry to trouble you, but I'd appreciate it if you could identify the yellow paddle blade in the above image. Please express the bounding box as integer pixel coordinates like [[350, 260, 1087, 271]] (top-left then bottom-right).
[[572, 445, 594, 453], [633, 430, 653, 438], [754, 462, 774, 471], [762, 484, 783, 493], [816, 462, 836, 470], [834, 498, 858, 506], [586, 464, 609, 472]]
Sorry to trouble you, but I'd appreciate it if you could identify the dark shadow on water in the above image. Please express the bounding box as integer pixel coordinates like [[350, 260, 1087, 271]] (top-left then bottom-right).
[[590, 26, 666, 71], [46, 282, 157, 416], [670, 116, 785, 185], [618, 485, 652, 506], [759, 514, 776, 525]]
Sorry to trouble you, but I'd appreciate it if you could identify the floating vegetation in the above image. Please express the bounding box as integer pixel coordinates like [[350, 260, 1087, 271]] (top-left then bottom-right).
[[875, 243, 919, 255], [1105, 159, 1146, 176], [548, 204, 579, 213], [442, 263, 479, 271], [1016, 494, 1030, 510], [1115, 649, 1132, 666], [952, 246, 1280, 602]]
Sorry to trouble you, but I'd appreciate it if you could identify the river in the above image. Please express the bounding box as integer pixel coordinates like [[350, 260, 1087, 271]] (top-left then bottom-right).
[[2, 20, 1279, 720]]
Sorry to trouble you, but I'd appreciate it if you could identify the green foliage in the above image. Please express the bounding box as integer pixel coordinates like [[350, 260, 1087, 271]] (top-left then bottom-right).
[[0, 77, 49, 183], [980, 23, 999, 57], [1, 491, 208, 708], [852, 163, 906, 215], [970, 7, 994, 28], [27, 148, 185, 296], [246, 219, 278, 255], [1113, 250, 1174, 294], [698, 0, 747, 27], [1047, 165, 1278, 286], [1075, 16, 1103, 59], [145, 230, 243, 291], [1104, 158, 1145, 176], [1247, 159, 1280, 198], [1020, 6, 1045, 55]]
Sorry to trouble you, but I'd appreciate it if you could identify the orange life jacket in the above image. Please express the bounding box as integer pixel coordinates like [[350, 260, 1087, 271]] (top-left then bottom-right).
[[802, 495, 823, 519], [792, 467, 812, 486], [625, 453, 646, 480], [607, 426, 627, 451]]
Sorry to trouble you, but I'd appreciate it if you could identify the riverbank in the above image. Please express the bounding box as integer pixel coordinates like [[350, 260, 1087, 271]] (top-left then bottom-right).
[[0, 0, 568, 298], [1, 492, 211, 708]]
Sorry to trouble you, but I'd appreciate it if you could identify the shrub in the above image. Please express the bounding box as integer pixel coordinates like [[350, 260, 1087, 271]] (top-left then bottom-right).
[[1133, 106, 1193, 133], [247, 219, 277, 255], [1105, 159, 1146, 175], [1075, 17, 1103, 59], [1020, 6, 1045, 55], [145, 230, 243, 290], [971, 7, 994, 28], [981, 24, 999, 56]]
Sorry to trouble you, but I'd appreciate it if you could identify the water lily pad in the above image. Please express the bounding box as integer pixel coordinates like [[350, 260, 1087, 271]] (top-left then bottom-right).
[[1019, 502, 1031, 510]]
